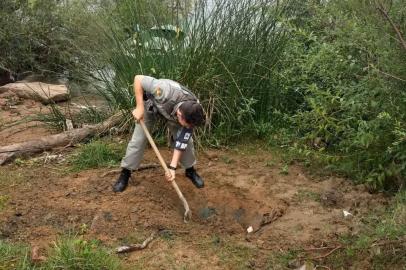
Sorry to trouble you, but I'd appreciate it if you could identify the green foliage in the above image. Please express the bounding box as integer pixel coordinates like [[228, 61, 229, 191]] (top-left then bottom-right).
[[276, 0, 406, 190], [279, 164, 289, 175], [90, 0, 295, 141], [70, 140, 124, 171], [36, 103, 67, 131], [0, 0, 107, 79], [0, 237, 123, 270], [294, 189, 320, 202], [45, 237, 122, 270], [208, 236, 256, 270], [266, 249, 300, 269], [0, 170, 24, 188], [0, 195, 10, 211], [0, 241, 33, 270]]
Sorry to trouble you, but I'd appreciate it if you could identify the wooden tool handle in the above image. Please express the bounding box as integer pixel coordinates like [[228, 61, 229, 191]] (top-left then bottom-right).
[[139, 120, 191, 222]]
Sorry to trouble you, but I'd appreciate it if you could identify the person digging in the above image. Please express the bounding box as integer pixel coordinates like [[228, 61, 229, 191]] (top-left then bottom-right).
[[113, 75, 205, 192]]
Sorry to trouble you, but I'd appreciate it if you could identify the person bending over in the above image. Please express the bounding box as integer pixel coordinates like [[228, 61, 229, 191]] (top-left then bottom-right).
[[113, 75, 205, 192]]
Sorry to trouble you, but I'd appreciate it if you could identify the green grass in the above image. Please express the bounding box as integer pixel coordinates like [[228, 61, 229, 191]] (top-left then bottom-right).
[[294, 189, 321, 202], [0, 236, 124, 270], [0, 195, 9, 211], [267, 249, 300, 270], [36, 103, 67, 132], [279, 164, 289, 175], [69, 140, 125, 171], [45, 237, 122, 270], [0, 169, 25, 188], [195, 235, 256, 270], [220, 155, 235, 164], [0, 241, 33, 270]]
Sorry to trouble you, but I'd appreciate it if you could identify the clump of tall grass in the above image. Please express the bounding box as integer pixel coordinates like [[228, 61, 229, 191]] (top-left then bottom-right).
[[70, 140, 124, 171], [45, 237, 122, 270], [0, 237, 124, 270], [86, 0, 297, 143], [0, 241, 32, 270]]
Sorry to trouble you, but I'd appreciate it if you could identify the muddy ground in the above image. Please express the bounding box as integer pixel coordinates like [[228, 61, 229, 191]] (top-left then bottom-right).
[[0, 96, 389, 269]]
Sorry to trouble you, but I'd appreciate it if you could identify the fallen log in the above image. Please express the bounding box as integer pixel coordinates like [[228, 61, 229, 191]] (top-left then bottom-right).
[[0, 112, 124, 165]]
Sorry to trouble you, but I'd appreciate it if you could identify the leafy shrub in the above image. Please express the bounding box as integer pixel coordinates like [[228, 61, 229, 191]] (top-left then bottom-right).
[[276, 0, 406, 190], [0, 0, 107, 80]]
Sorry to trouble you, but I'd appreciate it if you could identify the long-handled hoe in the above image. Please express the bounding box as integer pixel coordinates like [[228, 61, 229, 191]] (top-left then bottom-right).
[[139, 120, 191, 223]]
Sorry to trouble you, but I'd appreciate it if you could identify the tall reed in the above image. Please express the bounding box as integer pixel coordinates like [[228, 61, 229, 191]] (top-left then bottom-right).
[[86, 0, 297, 142]]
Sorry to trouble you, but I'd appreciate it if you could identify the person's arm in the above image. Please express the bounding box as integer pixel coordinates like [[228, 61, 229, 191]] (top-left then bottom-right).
[[165, 149, 182, 182], [132, 75, 145, 121], [165, 127, 193, 181]]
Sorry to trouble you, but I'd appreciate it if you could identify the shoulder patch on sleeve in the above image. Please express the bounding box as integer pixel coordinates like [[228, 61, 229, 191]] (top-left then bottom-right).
[[154, 87, 163, 98]]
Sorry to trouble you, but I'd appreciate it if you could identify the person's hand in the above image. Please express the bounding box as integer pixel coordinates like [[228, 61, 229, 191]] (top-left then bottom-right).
[[132, 106, 144, 122], [165, 169, 175, 182]]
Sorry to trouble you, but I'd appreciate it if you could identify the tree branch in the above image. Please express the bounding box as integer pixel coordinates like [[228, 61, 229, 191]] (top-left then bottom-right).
[[376, 2, 406, 52]]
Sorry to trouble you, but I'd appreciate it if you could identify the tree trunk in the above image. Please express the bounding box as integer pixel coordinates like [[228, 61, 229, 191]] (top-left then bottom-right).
[[0, 112, 124, 165]]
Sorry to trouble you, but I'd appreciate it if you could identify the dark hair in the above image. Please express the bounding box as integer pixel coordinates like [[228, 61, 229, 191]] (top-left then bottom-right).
[[179, 101, 205, 127]]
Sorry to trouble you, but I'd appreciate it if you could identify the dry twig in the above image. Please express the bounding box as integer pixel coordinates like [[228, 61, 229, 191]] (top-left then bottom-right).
[[371, 238, 406, 247], [377, 2, 406, 52], [116, 232, 157, 253], [315, 266, 331, 270], [304, 246, 338, 251], [311, 245, 343, 260], [101, 164, 160, 177]]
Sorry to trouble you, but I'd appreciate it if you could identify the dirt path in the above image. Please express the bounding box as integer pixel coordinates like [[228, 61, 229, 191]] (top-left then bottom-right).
[[0, 143, 388, 269]]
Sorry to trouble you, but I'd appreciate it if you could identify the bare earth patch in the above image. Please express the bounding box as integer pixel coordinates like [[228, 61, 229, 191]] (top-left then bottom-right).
[[0, 144, 388, 269]]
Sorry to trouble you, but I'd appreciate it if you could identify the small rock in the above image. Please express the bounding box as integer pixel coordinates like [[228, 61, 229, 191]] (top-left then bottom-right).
[[343, 210, 353, 218], [31, 246, 46, 263], [246, 259, 256, 268], [288, 259, 301, 269], [68, 215, 79, 222], [256, 239, 264, 246], [295, 262, 315, 270], [103, 212, 113, 222], [43, 213, 55, 222], [199, 207, 216, 220], [320, 190, 342, 207]]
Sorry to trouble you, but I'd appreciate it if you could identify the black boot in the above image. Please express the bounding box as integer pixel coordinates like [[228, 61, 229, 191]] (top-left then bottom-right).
[[113, 168, 131, 192], [185, 167, 204, 188]]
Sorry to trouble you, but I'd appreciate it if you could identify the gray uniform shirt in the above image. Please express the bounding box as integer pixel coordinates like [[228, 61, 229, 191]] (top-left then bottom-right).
[[141, 76, 197, 122], [141, 76, 197, 151]]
